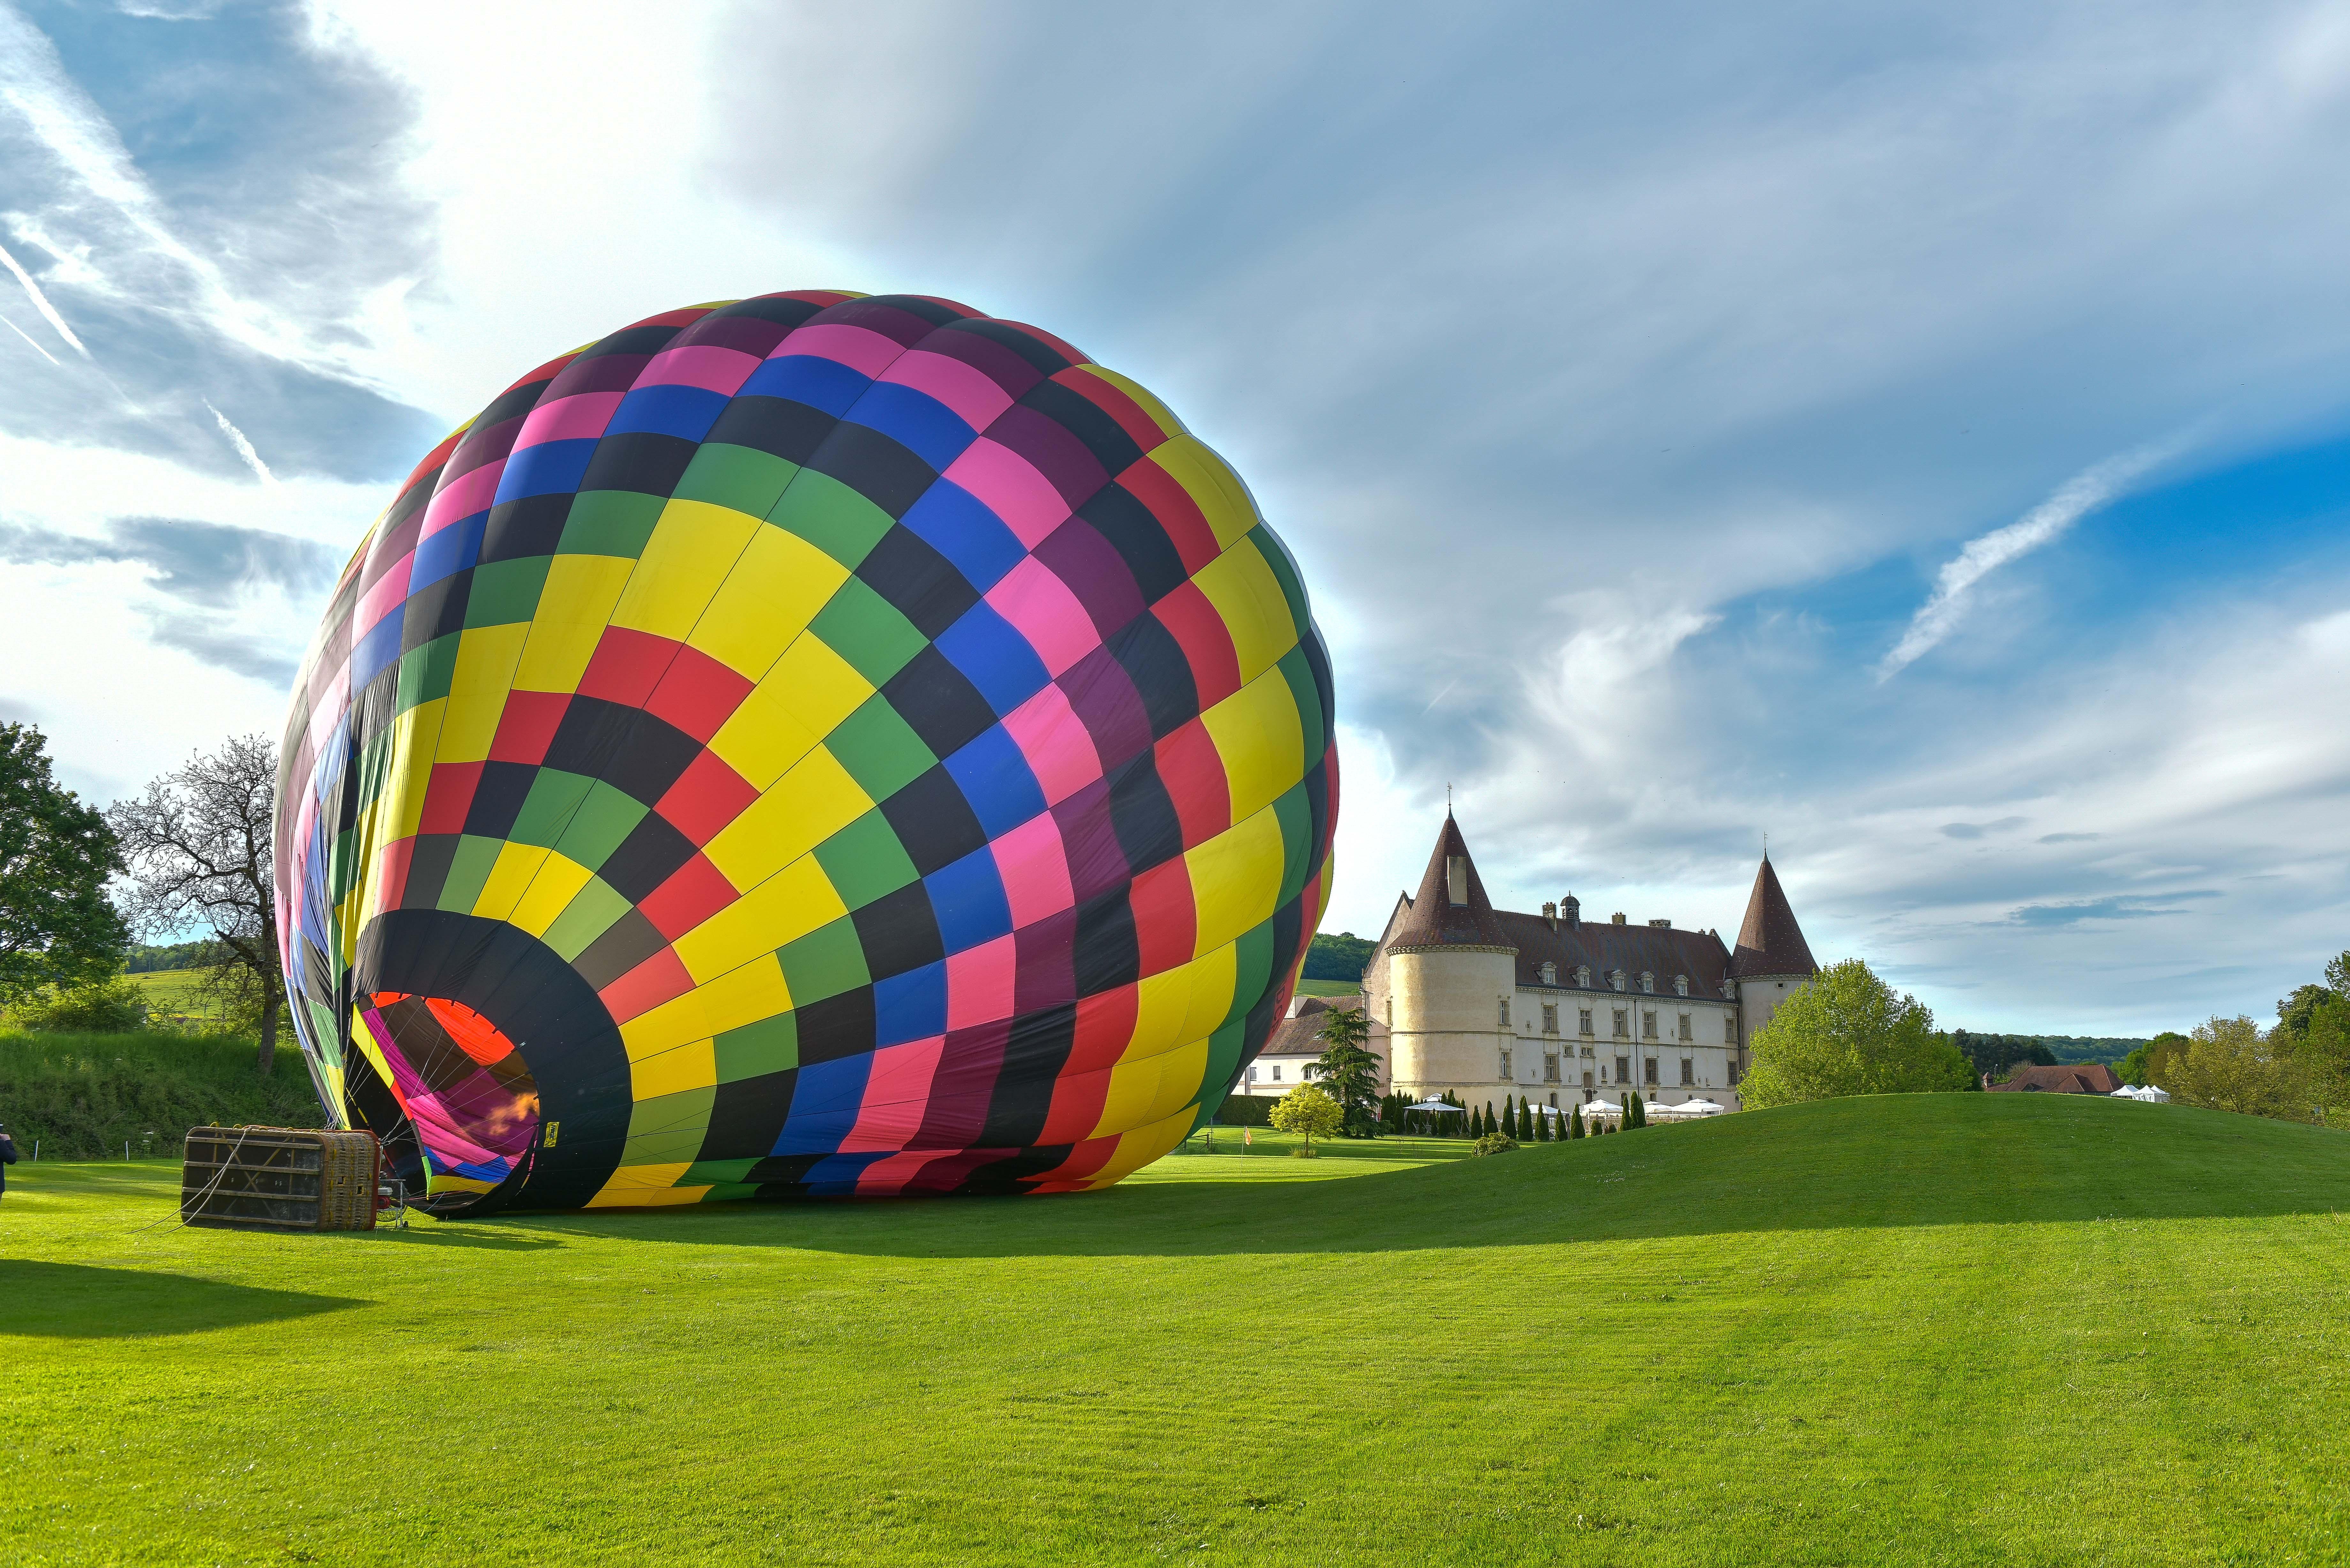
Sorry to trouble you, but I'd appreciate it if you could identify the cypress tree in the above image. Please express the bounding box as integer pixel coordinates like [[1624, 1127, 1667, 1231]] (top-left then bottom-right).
[[1538, 1105, 1553, 1141], [1502, 1094, 1513, 1136], [1517, 1100, 1531, 1141], [1570, 1105, 1585, 1139]]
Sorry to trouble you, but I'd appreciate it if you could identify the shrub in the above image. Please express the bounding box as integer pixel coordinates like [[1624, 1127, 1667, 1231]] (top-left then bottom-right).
[[1473, 1132, 1518, 1157], [5, 975, 149, 1034], [0, 1029, 319, 1158]]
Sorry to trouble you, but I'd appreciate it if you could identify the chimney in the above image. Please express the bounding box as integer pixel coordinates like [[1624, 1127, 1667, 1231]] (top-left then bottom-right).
[[1611, 912, 1626, 925], [1562, 894, 1580, 927], [1648, 918, 1671, 929], [1542, 900, 1558, 929]]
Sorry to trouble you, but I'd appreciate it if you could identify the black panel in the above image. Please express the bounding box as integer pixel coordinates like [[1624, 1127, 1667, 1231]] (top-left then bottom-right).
[[879, 764, 989, 877], [597, 813, 699, 904], [543, 699, 701, 805], [795, 987, 877, 1066], [399, 833, 463, 910], [703, 396, 837, 466], [1021, 378, 1145, 479], [480, 493, 574, 564], [1106, 615, 1198, 741], [807, 421, 936, 519], [399, 570, 471, 654], [1072, 886, 1140, 995], [474, 379, 552, 432], [580, 432, 699, 498], [572, 906, 670, 991], [713, 295, 829, 328], [851, 881, 944, 980], [698, 1067, 798, 1162], [855, 526, 981, 638], [1079, 482, 1187, 605], [977, 1002, 1076, 1149], [941, 318, 1075, 377], [880, 647, 997, 759], [858, 294, 972, 329], [583, 324, 684, 359], [464, 761, 538, 840], [955, 1144, 1079, 1195], [1105, 751, 1185, 878], [1270, 883, 1308, 981]]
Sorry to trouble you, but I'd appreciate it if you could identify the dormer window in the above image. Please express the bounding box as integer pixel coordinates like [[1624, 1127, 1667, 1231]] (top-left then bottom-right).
[[1640, 972, 1655, 994], [1610, 970, 1626, 992], [1539, 962, 1557, 985], [1446, 855, 1467, 906], [1673, 975, 1688, 997], [1576, 966, 1591, 988]]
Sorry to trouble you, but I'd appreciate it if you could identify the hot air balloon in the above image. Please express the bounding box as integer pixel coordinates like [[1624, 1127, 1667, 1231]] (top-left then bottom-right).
[[275, 291, 1336, 1211]]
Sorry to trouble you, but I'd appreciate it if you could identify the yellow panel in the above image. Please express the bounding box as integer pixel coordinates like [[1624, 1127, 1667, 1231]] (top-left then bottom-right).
[[610, 499, 762, 644], [688, 523, 851, 680], [1151, 435, 1263, 550], [469, 841, 553, 923], [436, 622, 530, 763], [708, 634, 873, 790], [1083, 1099, 1201, 1188], [513, 554, 634, 694], [1184, 808, 1284, 958], [1191, 538, 1298, 686], [702, 746, 871, 891], [621, 954, 792, 1060], [1200, 667, 1304, 824], [1089, 1035, 1209, 1142], [672, 855, 844, 984], [1176, 941, 1241, 1046], [507, 850, 595, 938], [586, 1165, 709, 1207], [629, 1037, 716, 1101], [1073, 364, 1187, 441], [1126, 963, 1198, 1065], [383, 699, 447, 842]]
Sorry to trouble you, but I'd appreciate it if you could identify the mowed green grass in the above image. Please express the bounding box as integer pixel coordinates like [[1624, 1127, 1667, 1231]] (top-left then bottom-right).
[[124, 970, 233, 1029], [7, 1096, 2350, 1567]]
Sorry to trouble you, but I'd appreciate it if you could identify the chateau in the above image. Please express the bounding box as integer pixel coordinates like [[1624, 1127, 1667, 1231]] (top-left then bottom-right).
[[1345, 813, 1820, 1114]]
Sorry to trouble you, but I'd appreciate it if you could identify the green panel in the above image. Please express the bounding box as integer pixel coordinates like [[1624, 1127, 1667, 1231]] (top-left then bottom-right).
[[697, 1182, 762, 1201], [682, 1158, 759, 1187], [812, 808, 922, 910], [507, 768, 595, 849], [714, 1013, 798, 1083], [778, 918, 869, 1006], [1192, 1015, 1251, 1132], [1276, 643, 1327, 763], [620, 1085, 716, 1167], [396, 633, 462, 713], [463, 556, 553, 628], [559, 490, 666, 559], [768, 469, 893, 568], [821, 700, 934, 803], [674, 443, 799, 519], [327, 828, 359, 906], [1246, 524, 1313, 637], [435, 834, 506, 914], [551, 779, 650, 871], [1272, 782, 1314, 908], [808, 578, 928, 687], [1222, 921, 1277, 1032], [542, 876, 632, 962]]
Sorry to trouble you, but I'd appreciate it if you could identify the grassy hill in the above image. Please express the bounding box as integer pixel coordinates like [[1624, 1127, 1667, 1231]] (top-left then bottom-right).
[[0, 1030, 319, 1158], [6, 1095, 2349, 1564]]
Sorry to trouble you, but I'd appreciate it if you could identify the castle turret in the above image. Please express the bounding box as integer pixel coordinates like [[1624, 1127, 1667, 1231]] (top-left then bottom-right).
[[1731, 854, 1818, 1054], [1372, 813, 1518, 1103]]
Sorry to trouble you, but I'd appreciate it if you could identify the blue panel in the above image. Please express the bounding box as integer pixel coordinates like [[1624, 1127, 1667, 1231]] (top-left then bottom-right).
[[494, 438, 598, 504], [942, 725, 1047, 840], [410, 510, 486, 591], [846, 382, 978, 473], [349, 610, 405, 693], [901, 479, 1025, 592], [925, 846, 1014, 953], [873, 961, 947, 1047], [770, 1054, 872, 1156], [798, 1150, 893, 1193], [606, 383, 729, 444], [936, 601, 1050, 715], [739, 355, 871, 417]]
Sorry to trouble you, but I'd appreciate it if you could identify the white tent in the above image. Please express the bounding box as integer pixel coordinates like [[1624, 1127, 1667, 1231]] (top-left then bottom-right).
[[1650, 1098, 1725, 1119], [1404, 1098, 1462, 1113], [2112, 1084, 2171, 1103], [1583, 1100, 1623, 1119]]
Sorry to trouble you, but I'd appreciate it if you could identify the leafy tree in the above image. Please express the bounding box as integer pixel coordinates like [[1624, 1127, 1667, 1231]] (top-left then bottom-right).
[[2164, 1015, 2310, 1121], [1306, 1004, 1382, 1136], [7, 972, 149, 1032], [1302, 931, 1376, 983], [1269, 1083, 1344, 1152], [2119, 1032, 2188, 1087], [0, 723, 127, 1009], [1740, 958, 1974, 1108], [108, 735, 286, 1075], [2275, 953, 2350, 1040]]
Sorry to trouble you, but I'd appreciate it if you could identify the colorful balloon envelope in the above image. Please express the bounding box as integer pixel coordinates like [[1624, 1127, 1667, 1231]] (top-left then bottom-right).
[[276, 291, 1337, 1211]]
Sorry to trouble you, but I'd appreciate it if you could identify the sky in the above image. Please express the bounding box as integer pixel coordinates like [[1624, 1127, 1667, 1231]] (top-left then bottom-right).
[[2, 0, 2347, 1036]]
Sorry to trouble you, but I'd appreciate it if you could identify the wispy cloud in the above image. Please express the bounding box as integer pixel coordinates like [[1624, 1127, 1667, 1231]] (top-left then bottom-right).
[[0, 516, 337, 606], [0, 311, 59, 367], [0, 238, 88, 357], [202, 402, 277, 487], [2008, 891, 2222, 927], [1878, 445, 2177, 680]]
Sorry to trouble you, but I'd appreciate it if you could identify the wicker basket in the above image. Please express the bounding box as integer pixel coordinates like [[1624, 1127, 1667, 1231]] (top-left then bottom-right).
[[181, 1127, 380, 1232]]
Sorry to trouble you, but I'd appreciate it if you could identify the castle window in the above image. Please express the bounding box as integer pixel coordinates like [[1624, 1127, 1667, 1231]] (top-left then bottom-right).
[[1677, 1013, 1692, 1042], [1272, 1066, 1282, 1081], [1674, 975, 1688, 997], [1248, 1067, 1258, 1082], [1499, 1048, 1512, 1079], [1615, 1055, 1631, 1082], [1582, 1068, 1595, 1087], [1544, 1053, 1560, 1082], [1578, 1008, 1594, 1035], [1645, 1058, 1659, 1085], [1640, 972, 1655, 994], [1576, 966, 1591, 987], [1542, 1003, 1558, 1034], [1610, 971, 1626, 992], [1612, 1007, 1628, 1038], [1729, 1060, 1742, 1087], [1680, 1058, 1695, 1086], [1725, 1016, 1737, 1044], [1642, 1010, 1658, 1039], [1497, 998, 1511, 1028], [1384, 997, 1393, 1025], [1539, 961, 1557, 985]]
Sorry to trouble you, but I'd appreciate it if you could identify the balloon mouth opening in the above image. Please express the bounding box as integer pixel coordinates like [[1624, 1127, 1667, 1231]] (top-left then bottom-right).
[[355, 992, 541, 1201]]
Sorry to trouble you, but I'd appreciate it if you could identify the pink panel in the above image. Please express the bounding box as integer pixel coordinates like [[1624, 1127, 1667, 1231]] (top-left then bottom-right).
[[942, 439, 1070, 548], [991, 812, 1075, 928], [946, 934, 1017, 1031], [1001, 684, 1104, 807], [354, 550, 414, 640], [639, 344, 761, 396], [985, 557, 1101, 678], [770, 323, 904, 379], [421, 456, 504, 538], [879, 350, 1015, 432], [853, 1150, 952, 1193], [837, 1037, 946, 1152], [514, 390, 625, 450]]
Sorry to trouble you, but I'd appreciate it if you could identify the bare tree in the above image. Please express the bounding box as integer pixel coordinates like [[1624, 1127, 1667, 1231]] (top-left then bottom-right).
[[108, 735, 284, 1074]]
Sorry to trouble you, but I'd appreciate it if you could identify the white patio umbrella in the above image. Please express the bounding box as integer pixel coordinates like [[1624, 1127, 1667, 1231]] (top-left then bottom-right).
[[1583, 1100, 1623, 1117], [1653, 1098, 1723, 1117]]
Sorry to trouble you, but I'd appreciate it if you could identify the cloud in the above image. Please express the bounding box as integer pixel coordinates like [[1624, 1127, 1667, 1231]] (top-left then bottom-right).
[[1879, 444, 2178, 680], [203, 402, 277, 487], [2038, 832, 2101, 844], [144, 613, 295, 689], [1941, 817, 2029, 840], [0, 516, 337, 607], [2009, 891, 2223, 928], [0, 310, 59, 366], [0, 237, 88, 355]]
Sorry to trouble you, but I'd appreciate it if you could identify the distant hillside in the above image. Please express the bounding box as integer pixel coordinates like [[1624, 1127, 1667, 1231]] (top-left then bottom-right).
[[1304, 931, 1374, 981], [124, 940, 225, 974]]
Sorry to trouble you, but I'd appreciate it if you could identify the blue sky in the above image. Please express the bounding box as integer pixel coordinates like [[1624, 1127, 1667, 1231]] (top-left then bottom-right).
[[2, 0, 2347, 1035]]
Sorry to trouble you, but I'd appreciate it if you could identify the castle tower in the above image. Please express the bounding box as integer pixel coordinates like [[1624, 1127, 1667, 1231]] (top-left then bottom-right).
[[1372, 813, 1518, 1102], [1730, 854, 1819, 1054]]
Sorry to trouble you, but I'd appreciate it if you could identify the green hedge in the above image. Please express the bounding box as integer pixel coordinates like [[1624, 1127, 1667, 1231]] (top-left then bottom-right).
[[0, 1031, 322, 1160], [1208, 1092, 1280, 1127]]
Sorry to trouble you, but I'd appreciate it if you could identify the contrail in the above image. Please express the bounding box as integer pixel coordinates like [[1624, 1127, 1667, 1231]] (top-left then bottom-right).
[[204, 400, 278, 487], [0, 239, 89, 357], [1, 312, 60, 366], [1877, 443, 2176, 681]]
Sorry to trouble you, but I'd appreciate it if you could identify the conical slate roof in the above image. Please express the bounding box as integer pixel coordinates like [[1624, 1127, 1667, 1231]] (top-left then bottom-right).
[[1730, 856, 1816, 979], [1385, 813, 1516, 952]]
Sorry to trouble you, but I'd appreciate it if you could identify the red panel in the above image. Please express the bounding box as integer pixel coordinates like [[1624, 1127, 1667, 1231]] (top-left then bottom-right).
[[599, 947, 694, 1025], [1153, 582, 1244, 708], [1061, 984, 1138, 1079], [1026, 1131, 1119, 1188], [1152, 720, 1231, 848], [1036, 1063, 1115, 1149], [487, 690, 570, 765], [645, 641, 757, 743], [638, 852, 739, 940], [1127, 858, 1197, 980], [1120, 457, 1222, 575], [376, 836, 417, 912], [1050, 367, 1171, 456], [578, 626, 681, 709], [655, 749, 759, 847], [417, 762, 485, 836]]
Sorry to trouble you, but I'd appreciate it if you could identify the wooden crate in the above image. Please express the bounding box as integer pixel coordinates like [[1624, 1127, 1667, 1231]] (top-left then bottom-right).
[[181, 1127, 380, 1232]]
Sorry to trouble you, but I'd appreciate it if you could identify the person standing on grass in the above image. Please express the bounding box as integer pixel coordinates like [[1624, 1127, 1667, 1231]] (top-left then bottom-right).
[[0, 1124, 17, 1197]]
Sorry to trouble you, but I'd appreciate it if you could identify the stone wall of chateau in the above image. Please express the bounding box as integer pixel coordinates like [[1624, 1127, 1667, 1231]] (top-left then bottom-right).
[[1379, 946, 1517, 1100]]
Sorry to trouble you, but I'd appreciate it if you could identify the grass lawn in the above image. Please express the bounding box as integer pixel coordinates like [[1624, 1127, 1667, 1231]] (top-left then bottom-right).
[[7, 1094, 2350, 1565], [124, 970, 235, 1030]]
